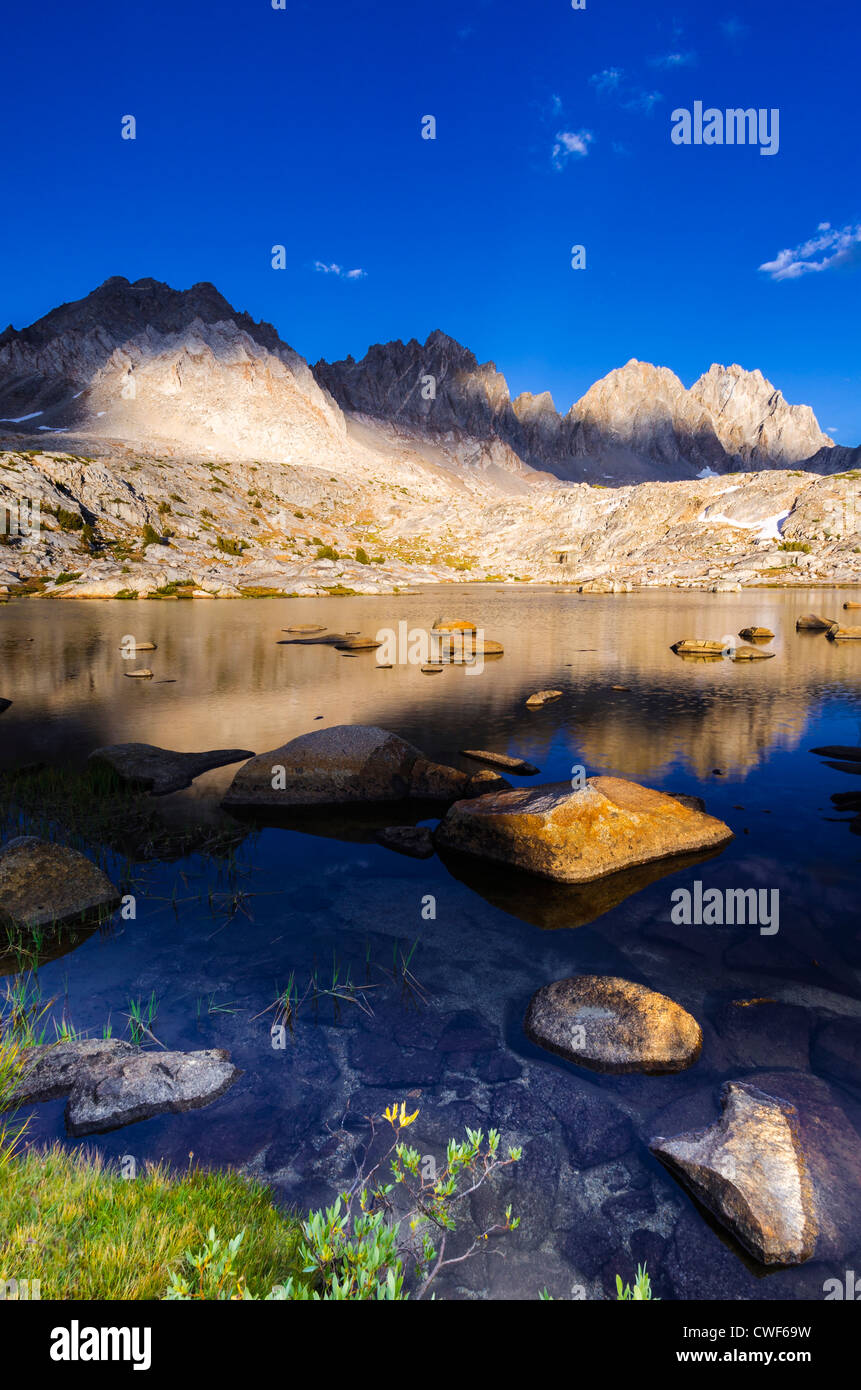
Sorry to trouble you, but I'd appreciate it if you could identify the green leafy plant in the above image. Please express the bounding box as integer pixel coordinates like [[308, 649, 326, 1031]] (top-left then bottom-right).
[[167, 1102, 522, 1301], [616, 1262, 658, 1300]]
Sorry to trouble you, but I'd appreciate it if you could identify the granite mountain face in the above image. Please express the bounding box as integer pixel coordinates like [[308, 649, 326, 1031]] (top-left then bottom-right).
[[315, 340, 836, 482], [0, 276, 844, 483], [1, 277, 858, 602]]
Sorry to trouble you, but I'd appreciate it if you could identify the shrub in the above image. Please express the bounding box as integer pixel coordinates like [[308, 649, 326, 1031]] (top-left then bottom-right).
[[55, 507, 83, 532], [167, 1101, 521, 1301], [141, 523, 165, 547], [355, 547, 370, 565], [315, 545, 339, 561], [216, 536, 247, 556]]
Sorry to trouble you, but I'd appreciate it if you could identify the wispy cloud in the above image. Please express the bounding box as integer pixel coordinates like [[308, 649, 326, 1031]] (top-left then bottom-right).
[[590, 66, 662, 114], [721, 17, 748, 39], [649, 51, 696, 68], [314, 262, 367, 280], [551, 129, 593, 169], [623, 90, 663, 114], [759, 223, 861, 281], [590, 67, 623, 95]]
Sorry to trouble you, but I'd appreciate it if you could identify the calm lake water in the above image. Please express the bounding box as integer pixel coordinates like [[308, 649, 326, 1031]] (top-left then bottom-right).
[[1, 585, 860, 1299]]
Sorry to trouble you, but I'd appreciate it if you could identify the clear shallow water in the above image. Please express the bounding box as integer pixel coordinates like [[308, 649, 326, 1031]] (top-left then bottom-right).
[[1, 586, 860, 1299]]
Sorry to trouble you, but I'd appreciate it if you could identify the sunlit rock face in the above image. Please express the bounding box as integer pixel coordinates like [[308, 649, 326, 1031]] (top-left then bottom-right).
[[316, 339, 836, 482], [433, 776, 733, 883], [524, 974, 703, 1073]]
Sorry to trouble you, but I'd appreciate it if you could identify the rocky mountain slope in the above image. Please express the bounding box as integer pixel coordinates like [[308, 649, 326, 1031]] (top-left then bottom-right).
[[0, 277, 858, 599], [316, 340, 835, 483]]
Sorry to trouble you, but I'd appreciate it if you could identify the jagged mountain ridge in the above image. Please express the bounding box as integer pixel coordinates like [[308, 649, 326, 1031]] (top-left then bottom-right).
[[0, 276, 847, 482], [315, 337, 836, 482]]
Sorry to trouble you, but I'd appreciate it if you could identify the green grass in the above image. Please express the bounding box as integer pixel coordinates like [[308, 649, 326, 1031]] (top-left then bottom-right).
[[0, 762, 246, 873], [0, 1144, 305, 1299]]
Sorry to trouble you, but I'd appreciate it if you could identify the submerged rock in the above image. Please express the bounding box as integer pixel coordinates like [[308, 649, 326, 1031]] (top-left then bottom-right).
[[461, 749, 540, 775], [433, 618, 477, 632], [650, 1082, 818, 1266], [0, 837, 120, 931], [375, 825, 435, 859], [123, 668, 153, 678], [524, 975, 702, 1073], [89, 742, 254, 796], [222, 724, 474, 809], [433, 776, 733, 883], [284, 624, 326, 633]]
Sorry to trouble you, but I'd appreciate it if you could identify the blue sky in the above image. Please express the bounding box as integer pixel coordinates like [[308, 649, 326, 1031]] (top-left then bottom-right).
[[1, 0, 859, 440]]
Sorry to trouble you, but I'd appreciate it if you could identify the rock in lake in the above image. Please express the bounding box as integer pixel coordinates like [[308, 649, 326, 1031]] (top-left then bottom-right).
[[650, 1081, 818, 1265], [334, 636, 382, 651], [671, 639, 726, 657], [0, 698, 10, 715], [66, 1048, 239, 1136], [124, 668, 153, 678], [222, 724, 472, 809], [844, 601, 861, 610], [375, 825, 436, 859], [0, 837, 120, 931], [409, 757, 469, 801], [827, 625, 861, 642], [730, 644, 775, 661], [5, 1038, 239, 1135], [461, 749, 540, 775], [796, 613, 836, 631], [810, 745, 861, 762], [433, 618, 477, 632], [524, 975, 702, 1073], [525, 689, 563, 708], [433, 776, 733, 883], [284, 624, 326, 633], [738, 626, 774, 641], [89, 742, 255, 795], [466, 769, 512, 796]]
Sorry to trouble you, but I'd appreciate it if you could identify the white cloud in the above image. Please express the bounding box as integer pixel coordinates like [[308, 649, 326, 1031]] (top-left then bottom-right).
[[590, 68, 623, 94], [649, 51, 696, 68], [759, 223, 861, 281], [552, 129, 593, 169], [623, 90, 663, 114], [314, 262, 367, 280]]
